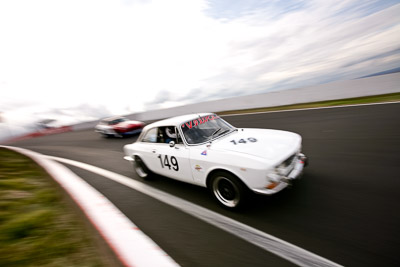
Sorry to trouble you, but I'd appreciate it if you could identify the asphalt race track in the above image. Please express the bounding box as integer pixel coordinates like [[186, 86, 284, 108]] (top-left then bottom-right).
[[9, 102, 400, 266]]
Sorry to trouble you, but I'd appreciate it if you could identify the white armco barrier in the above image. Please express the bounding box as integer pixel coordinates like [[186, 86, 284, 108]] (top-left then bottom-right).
[[72, 72, 400, 130]]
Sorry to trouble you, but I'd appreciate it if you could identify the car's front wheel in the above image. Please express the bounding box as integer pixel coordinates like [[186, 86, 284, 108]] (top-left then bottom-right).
[[133, 156, 153, 179], [210, 171, 247, 210]]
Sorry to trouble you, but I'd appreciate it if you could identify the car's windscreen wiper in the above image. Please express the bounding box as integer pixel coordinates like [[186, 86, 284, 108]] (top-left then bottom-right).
[[211, 128, 222, 138], [218, 129, 231, 136], [210, 128, 231, 140]]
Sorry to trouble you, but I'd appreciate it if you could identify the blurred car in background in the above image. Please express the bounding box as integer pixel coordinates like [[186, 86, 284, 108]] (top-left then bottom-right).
[[95, 116, 144, 138]]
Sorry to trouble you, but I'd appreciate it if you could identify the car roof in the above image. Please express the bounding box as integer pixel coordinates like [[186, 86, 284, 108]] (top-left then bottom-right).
[[143, 113, 214, 130], [101, 116, 127, 122]]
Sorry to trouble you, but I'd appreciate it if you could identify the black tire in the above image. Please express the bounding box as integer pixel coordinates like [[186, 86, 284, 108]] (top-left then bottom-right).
[[209, 171, 247, 210], [133, 156, 153, 180]]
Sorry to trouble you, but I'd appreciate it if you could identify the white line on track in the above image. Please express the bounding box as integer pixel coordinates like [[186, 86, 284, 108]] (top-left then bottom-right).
[[220, 100, 400, 117], [47, 155, 343, 267]]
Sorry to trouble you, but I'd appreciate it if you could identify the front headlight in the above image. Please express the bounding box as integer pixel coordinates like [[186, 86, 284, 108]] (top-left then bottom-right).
[[267, 172, 280, 183]]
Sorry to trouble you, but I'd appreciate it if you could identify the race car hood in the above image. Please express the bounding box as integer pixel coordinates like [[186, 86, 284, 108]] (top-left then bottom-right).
[[211, 128, 301, 163]]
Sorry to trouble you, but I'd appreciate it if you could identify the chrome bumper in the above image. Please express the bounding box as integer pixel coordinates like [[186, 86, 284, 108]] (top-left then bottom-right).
[[123, 156, 134, 162], [281, 153, 307, 182], [252, 153, 308, 195]]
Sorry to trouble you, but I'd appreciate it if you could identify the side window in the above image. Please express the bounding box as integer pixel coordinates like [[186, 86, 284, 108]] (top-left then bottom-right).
[[142, 127, 182, 144], [156, 128, 166, 143], [141, 128, 157, 143], [163, 126, 181, 144]]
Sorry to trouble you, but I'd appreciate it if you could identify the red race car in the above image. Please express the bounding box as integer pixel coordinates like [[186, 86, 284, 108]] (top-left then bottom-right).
[[95, 116, 145, 138]]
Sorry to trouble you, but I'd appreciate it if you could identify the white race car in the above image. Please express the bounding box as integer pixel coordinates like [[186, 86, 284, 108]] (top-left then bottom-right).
[[123, 113, 308, 209], [95, 116, 144, 138]]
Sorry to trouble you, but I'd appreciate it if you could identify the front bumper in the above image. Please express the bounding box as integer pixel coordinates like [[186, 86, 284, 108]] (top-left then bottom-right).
[[252, 153, 308, 195], [117, 128, 143, 136], [123, 155, 134, 162], [282, 153, 307, 182]]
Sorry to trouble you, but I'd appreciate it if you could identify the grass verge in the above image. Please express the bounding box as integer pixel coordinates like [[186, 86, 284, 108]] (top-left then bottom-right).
[[0, 148, 105, 267], [218, 92, 400, 115]]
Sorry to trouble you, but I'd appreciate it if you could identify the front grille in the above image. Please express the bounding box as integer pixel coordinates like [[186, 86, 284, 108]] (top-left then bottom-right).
[[275, 153, 298, 176], [281, 153, 296, 167]]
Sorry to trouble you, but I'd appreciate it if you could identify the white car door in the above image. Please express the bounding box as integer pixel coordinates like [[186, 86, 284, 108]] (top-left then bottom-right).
[[155, 143, 192, 182], [152, 126, 193, 183]]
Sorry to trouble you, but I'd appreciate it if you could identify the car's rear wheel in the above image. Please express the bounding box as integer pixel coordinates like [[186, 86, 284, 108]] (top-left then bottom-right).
[[134, 156, 153, 179], [210, 171, 247, 210]]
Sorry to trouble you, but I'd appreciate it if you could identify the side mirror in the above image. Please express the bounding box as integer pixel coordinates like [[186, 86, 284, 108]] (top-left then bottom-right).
[[169, 141, 175, 147]]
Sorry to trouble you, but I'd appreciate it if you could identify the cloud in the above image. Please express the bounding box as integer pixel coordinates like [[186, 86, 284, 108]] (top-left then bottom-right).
[[0, 0, 399, 138], [341, 48, 400, 69], [196, 0, 400, 97]]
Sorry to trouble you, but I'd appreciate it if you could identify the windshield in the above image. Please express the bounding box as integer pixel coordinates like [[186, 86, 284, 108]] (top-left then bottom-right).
[[110, 118, 128, 125], [180, 114, 235, 144]]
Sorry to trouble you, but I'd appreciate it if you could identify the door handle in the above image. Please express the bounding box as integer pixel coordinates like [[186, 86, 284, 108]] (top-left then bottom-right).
[[152, 149, 156, 153]]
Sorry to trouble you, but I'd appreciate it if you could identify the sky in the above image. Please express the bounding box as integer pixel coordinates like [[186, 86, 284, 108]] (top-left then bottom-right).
[[1, 0, 400, 140]]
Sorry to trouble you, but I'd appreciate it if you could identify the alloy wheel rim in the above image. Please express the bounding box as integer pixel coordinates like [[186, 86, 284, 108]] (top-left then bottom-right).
[[213, 176, 240, 207], [135, 159, 148, 178]]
